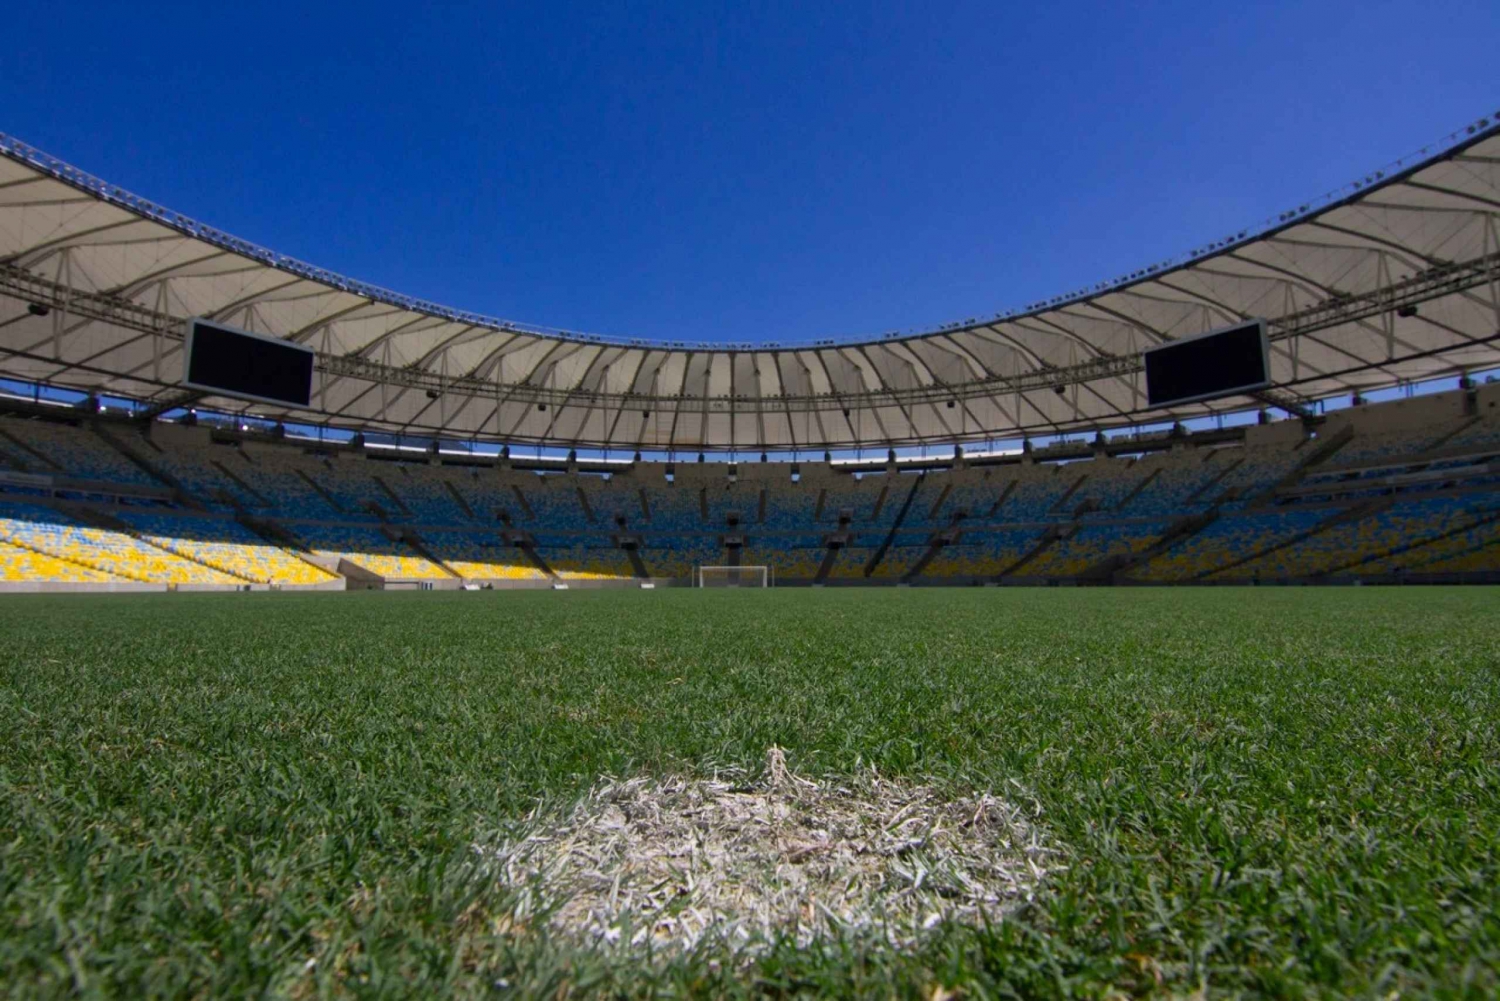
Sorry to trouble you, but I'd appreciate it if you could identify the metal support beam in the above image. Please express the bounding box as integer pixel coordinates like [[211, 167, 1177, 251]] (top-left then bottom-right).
[[2, 247, 1498, 443]]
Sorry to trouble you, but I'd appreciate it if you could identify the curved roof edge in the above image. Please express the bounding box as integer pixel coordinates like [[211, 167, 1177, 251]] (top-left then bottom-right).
[[2, 111, 1496, 352], [4, 112, 1499, 452]]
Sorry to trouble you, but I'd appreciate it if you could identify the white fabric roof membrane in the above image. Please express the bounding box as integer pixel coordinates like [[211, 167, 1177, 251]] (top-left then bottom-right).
[[1, 115, 1498, 451]]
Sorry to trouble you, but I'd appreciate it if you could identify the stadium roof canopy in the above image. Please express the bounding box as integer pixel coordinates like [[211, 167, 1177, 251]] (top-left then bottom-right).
[[1, 116, 1498, 452]]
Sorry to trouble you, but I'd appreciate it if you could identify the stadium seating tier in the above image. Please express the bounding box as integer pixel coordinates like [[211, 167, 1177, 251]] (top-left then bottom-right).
[[2, 387, 1498, 587]]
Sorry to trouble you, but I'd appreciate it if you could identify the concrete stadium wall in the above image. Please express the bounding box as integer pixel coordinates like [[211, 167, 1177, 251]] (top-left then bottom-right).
[[1475, 380, 1500, 416], [1323, 387, 1469, 437], [148, 422, 215, 450], [382, 578, 464, 590], [0, 572, 1493, 594], [464, 577, 687, 590], [1244, 419, 1306, 449], [0, 579, 346, 594], [0, 581, 170, 594], [286, 579, 348, 592], [1116, 571, 1500, 587]]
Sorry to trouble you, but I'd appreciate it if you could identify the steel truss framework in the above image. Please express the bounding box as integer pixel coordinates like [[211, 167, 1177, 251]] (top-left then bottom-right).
[[1, 118, 1499, 451]]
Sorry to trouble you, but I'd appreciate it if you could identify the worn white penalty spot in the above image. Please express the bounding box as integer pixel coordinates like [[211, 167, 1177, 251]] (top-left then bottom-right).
[[485, 749, 1062, 954]]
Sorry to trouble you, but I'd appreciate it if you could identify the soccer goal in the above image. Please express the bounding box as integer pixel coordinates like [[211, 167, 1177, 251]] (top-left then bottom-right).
[[695, 565, 771, 588]]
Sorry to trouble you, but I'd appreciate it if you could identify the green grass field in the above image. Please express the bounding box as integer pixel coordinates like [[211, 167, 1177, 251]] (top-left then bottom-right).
[[1, 588, 1497, 998]]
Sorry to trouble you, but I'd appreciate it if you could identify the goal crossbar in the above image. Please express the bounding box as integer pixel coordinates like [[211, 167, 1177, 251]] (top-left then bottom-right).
[[695, 565, 771, 587]]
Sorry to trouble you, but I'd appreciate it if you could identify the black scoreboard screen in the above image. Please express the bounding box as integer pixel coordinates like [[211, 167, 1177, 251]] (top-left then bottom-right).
[[183, 319, 314, 408], [1144, 319, 1270, 408]]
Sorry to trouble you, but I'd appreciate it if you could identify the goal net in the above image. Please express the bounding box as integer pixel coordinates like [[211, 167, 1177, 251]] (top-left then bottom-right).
[[695, 565, 770, 588]]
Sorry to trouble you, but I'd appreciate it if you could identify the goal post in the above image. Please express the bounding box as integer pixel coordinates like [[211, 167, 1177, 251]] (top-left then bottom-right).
[[695, 565, 771, 588]]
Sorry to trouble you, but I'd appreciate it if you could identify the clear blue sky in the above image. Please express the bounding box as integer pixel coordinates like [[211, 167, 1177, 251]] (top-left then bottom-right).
[[2, 2, 1495, 346]]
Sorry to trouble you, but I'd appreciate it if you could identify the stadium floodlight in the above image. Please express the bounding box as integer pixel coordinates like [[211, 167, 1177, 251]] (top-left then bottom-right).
[[695, 565, 770, 588]]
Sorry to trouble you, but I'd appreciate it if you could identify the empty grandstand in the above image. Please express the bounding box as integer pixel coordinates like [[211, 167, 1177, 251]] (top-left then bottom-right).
[[0, 377, 1495, 590], [0, 117, 1498, 590]]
